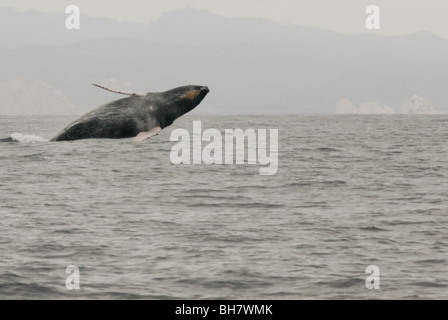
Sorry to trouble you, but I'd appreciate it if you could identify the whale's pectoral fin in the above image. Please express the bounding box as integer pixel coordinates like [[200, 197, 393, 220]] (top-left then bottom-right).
[[92, 84, 144, 97], [134, 126, 162, 142]]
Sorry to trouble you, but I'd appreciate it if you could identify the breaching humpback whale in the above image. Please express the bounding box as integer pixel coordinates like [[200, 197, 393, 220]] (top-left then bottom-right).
[[50, 84, 209, 142]]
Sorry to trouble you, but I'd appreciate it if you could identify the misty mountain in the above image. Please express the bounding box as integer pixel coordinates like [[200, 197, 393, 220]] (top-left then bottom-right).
[[3, 7, 448, 62], [0, 77, 77, 115], [0, 7, 150, 48], [1, 7, 448, 115]]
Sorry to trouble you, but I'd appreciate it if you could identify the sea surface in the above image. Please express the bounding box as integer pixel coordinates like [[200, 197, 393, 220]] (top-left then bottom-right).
[[0, 114, 447, 299]]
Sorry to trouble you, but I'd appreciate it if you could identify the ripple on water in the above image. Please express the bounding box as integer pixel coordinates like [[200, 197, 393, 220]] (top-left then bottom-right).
[[1, 115, 448, 299]]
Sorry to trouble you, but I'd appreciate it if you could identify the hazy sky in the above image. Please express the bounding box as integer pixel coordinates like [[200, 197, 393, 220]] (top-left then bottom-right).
[[1, 0, 448, 38]]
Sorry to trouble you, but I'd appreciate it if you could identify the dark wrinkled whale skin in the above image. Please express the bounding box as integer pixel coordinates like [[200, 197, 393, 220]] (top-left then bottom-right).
[[51, 85, 209, 142]]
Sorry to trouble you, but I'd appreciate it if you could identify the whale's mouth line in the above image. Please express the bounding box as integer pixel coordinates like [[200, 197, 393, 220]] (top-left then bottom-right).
[[196, 89, 209, 104], [199, 86, 210, 99]]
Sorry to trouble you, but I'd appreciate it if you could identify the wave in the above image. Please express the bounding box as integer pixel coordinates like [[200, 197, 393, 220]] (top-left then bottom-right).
[[0, 133, 48, 143], [314, 147, 341, 152]]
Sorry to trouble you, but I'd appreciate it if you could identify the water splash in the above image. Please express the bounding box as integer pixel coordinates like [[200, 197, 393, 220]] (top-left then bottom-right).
[[5, 133, 48, 143]]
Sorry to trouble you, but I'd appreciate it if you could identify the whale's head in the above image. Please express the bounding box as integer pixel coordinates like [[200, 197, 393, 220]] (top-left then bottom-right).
[[156, 85, 209, 116]]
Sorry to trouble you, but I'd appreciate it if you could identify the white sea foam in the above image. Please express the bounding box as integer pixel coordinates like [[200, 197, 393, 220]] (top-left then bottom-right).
[[10, 133, 48, 143]]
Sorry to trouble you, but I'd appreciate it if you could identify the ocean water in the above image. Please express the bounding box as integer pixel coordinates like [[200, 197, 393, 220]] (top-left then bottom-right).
[[0, 114, 447, 300]]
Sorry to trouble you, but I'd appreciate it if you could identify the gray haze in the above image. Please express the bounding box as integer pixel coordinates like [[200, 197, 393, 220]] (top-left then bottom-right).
[[1, 7, 448, 114], [2, 0, 448, 39]]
